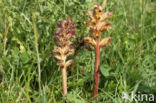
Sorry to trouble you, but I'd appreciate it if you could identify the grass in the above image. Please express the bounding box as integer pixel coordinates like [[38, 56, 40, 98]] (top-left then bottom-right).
[[32, 12, 42, 95], [0, 0, 156, 103]]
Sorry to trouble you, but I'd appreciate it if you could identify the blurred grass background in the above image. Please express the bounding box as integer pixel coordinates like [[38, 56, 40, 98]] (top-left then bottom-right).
[[0, 0, 156, 103]]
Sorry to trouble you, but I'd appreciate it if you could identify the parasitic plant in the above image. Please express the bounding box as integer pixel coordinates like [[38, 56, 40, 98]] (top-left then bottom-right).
[[51, 17, 76, 96], [85, 0, 113, 100]]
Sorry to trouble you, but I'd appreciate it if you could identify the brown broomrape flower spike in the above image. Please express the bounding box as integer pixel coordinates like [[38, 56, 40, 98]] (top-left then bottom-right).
[[51, 17, 76, 96], [85, 0, 113, 100]]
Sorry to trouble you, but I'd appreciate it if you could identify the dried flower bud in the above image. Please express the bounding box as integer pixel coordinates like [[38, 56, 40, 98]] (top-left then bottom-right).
[[99, 37, 113, 49], [84, 37, 96, 47]]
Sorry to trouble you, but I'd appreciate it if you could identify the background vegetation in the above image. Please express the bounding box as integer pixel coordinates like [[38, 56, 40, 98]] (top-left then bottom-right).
[[0, 0, 156, 102]]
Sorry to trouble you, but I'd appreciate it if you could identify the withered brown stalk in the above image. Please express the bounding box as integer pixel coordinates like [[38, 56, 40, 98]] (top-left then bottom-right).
[[51, 17, 76, 96], [3, 26, 9, 56], [84, 0, 113, 100]]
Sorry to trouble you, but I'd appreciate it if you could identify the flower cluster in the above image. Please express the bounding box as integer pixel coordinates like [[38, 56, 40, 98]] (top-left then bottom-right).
[[52, 17, 76, 69], [86, 3, 112, 37], [85, 2, 113, 49]]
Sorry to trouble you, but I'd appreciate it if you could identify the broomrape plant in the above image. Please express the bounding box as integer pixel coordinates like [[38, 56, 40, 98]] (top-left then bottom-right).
[[51, 17, 76, 96], [84, 0, 113, 100]]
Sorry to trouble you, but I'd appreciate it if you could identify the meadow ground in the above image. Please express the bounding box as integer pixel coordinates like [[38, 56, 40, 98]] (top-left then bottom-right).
[[0, 0, 156, 103]]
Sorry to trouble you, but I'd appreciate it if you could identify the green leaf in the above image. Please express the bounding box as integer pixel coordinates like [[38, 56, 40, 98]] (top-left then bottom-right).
[[100, 64, 111, 77], [20, 52, 30, 64]]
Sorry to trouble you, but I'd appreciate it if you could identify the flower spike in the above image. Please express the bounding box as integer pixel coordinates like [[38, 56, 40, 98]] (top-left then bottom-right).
[[84, 0, 113, 100], [51, 17, 76, 96]]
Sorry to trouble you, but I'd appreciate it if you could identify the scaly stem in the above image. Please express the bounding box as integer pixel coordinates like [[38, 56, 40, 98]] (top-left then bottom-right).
[[62, 67, 67, 96], [93, 36, 100, 100]]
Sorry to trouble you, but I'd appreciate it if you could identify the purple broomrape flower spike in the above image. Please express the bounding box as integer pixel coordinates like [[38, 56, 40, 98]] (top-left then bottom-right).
[[51, 17, 76, 96]]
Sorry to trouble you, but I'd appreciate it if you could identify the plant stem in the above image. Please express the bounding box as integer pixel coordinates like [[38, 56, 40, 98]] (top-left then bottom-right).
[[62, 67, 67, 96], [32, 12, 42, 94], [3, 16, 9, 56], [93, 36, 100, 100], [3, 27, 9, 56]]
